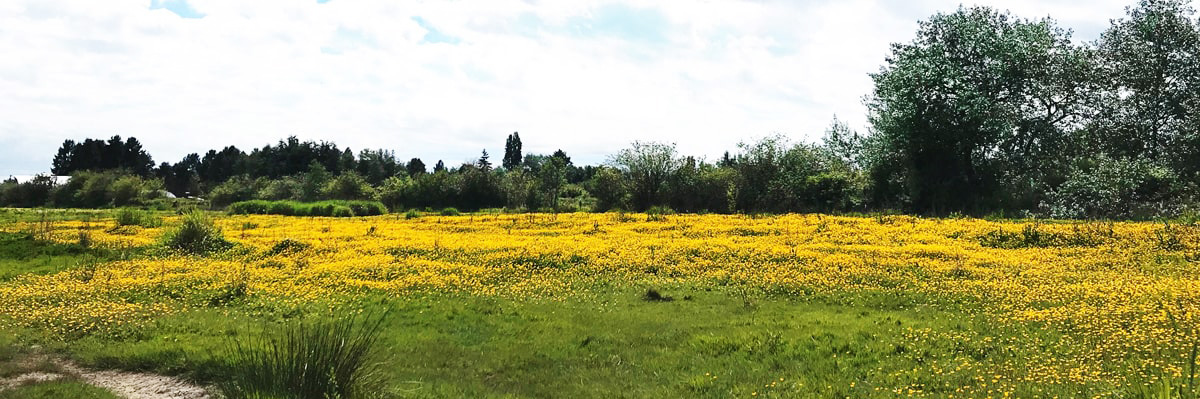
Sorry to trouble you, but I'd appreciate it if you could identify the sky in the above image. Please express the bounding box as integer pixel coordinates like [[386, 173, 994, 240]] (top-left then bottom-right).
[[0, 0, 1134, 176]]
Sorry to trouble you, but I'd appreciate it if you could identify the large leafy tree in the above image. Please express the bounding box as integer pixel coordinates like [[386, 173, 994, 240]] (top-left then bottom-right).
[[609, 141, 680, 211], [1091, 0, 1200, 175], [866, 7, 1091, 213]]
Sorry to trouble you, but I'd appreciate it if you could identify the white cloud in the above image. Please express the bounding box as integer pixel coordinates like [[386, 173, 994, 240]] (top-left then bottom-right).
[[0, 0, 1134, 175]]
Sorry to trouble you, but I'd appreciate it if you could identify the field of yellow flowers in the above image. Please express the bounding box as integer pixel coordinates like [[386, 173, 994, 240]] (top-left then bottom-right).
[[2, 209, 1200, 397]]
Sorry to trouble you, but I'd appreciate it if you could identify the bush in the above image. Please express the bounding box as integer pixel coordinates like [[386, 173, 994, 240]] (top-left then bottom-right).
[[208, 176, 263, 208], [227, 200, 387, 217], [322, 172, 375, 201], [228, 200, 271, 215], [162, 211, 232, 254], [376, 176, 414, 211], [331, 206, 354, 217], [258, 178, 302, 201], [440, 207, 461, 216], [267, 238, 311, 255], [0, 175, 56, 208], [219, 313, 387, 399], [114, 208, 161, 227], [1042, 156, 1183, 220], [109, 176, 144, 207], [405, 210, 420, 219], [646, 205, 673, 221]]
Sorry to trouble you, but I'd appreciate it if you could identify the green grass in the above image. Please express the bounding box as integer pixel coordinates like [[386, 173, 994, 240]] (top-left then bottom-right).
[[113, 208, 162, 228], [219, 313, 387, 399], [0, 232, 115, 282], [8, 288, 1097, 398], [0, 380, 120, 399]]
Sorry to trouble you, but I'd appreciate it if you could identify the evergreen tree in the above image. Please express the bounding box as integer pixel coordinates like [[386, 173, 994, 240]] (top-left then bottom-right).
[[503, 132, 523, 170], [51, 140, 76, 175], [407, 158, 427, 176], [477, 150, 492, 172]]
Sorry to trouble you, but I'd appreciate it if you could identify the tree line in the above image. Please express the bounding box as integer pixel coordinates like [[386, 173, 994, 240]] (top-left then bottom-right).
[[5, 0, 1200, 219]]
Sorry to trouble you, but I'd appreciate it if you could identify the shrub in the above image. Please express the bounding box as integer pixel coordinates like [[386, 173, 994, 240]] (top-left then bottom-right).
[[440, 207, 461, 216], [1043, 156, 1183, 220], [331, 206, 354, 217], [346, 201, 386, 216], [646, 205, 673, 221], [376, 176, 414, 211], [114, 208, 161, 228], [162, 211, 232, 254], [0, 175, 56, 208], [109, 176, 143, 207], [209, 176, 263, 208], [405, 210, 420, 219], [258, 178, 302, 201], [227, 200, 387, 217], [228, 200, 271, 215], [219, 313, 387, 399], [267, 238, 310, 256], [322, 172, 376, 201], [268, 201, 296, 216]]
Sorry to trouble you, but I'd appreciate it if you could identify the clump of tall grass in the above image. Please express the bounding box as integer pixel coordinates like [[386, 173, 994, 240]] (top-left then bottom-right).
[[219, 312, 388, 399], [161, 211, 232, 254], [439, 207, 460, 216], [114, 208, 162, 227], [227, 200, 387, 217]]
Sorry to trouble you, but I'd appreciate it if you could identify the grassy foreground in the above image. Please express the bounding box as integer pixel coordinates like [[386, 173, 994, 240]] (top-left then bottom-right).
[[0, 208, 1198, 398]]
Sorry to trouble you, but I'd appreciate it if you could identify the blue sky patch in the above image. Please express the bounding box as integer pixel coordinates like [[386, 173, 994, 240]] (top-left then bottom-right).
[[149, 0, 205, 19], [412, 16, 461, 45], [320, 26, 377, 55], [568, 4, 668, 44]]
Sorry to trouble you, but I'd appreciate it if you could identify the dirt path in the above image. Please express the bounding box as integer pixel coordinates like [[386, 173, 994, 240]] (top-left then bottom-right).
[[0, 357, 210, 399]]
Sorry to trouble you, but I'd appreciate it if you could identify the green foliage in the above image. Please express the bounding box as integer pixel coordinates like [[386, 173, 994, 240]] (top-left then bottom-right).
[[440, 207, 461, 216], [646, 205, 673, 222], [866, 7, 1090, 213], [977, 223, 1107, 249], [218, 313, 387, 399], [405, 210, 420, 219], [162, 211, 232, 255], [375, 176, 414, 211], [665, 159, 734, 214], [1091, 0, 1200, 171], [323, 172, 375, 201], [503, 132, 523, 170], [257, 177, 303, 201], [588, 166, 628, 212], [610, 141, 681, 211], [228, 200, 387, 217], [51, 135, 154, 177], [109, 175, 162, 207], [208, 176, 264, 208], [0, 175, 56, 208], [267, 238, 311, 256], [540, 154, 568, 211], [1043, 156, 1183, 220], [456, 164, 504, 211]]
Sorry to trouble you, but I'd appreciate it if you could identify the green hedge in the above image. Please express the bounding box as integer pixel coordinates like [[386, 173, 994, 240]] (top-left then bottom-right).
[[228, 200, 387, 217]]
